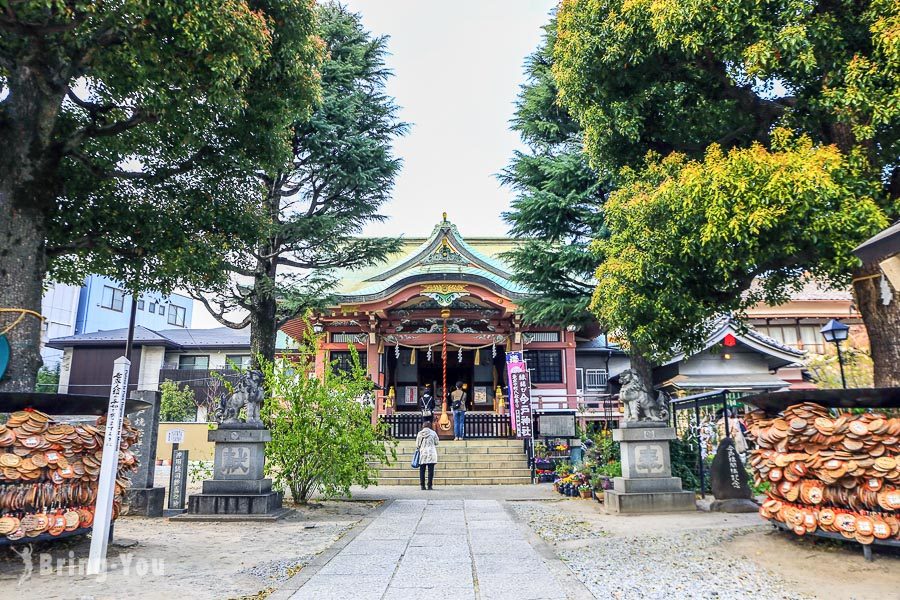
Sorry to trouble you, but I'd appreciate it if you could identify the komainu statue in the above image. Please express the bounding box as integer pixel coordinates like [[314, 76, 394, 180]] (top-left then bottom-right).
[[215, 370, 265, 426], [619, 369, 669, 423]]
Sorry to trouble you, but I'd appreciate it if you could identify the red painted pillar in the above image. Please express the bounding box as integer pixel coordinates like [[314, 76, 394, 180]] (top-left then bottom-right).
[[564, 330, 578, 410], [367, 337, 381, 419]]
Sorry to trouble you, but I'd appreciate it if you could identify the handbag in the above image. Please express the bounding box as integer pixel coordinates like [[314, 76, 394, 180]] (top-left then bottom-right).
[[411, 449, 421, 469]]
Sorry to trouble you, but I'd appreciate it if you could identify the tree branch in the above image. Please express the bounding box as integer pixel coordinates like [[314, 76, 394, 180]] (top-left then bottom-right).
[[188, 292, 251, 329]]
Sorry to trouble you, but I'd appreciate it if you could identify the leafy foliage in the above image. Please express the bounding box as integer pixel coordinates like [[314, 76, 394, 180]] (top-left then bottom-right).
[[670, 438, 701, 492], [553, 0, 898, 367], [806, 344, 874, 389], [591, 133, 887, 360], [159, 380, 198, 422], [0, 0, 322, 391], [501, 20, 608, 327], [2, 0, 321, 292], [261, 326, 396, 504], [34, 366, 60, 394], [193, 2, 406, 362]]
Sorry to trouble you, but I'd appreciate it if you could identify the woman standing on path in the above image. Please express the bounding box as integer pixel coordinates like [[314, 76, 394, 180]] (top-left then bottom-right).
[[416, 417, 439, 490]]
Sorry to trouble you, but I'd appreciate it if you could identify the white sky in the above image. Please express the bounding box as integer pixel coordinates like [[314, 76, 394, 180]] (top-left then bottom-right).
[[192, 0, 557, 328]]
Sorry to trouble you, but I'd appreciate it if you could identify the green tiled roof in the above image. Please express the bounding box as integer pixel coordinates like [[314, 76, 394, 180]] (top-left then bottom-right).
[[334, 218, 528, 301]]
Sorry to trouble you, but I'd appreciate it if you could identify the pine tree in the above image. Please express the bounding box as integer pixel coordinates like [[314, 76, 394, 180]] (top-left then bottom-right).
[[193, 2, 408, 365], [500, 21, 608, 328]]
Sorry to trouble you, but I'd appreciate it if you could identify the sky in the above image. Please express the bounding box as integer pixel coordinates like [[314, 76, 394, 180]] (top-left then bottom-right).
[[345, 0, 557, 237], [192, 0, 557, 328]]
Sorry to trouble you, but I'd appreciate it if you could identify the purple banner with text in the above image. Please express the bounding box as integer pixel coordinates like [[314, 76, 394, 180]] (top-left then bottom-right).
[[505, 351, 533, 439]]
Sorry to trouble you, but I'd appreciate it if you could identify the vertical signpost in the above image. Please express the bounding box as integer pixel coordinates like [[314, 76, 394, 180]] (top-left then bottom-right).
[[87, 356, 130, 575], [505, 351, 533, 439], [165, 429, 188, 516]]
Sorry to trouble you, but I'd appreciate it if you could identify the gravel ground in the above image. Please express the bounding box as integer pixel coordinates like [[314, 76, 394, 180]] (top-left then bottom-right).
[[510, 500, 607, 542], [510, 501, 811, 600], [0, 501, 375, 600]]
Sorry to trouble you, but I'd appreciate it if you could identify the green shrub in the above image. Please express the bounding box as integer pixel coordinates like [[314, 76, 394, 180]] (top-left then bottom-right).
[[160, 380, 197, 422], [261, 328, 396, 504]]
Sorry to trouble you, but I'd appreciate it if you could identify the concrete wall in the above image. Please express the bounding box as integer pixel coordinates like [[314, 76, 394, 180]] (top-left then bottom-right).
[[40, 282, 81, 369], [75, 275, 194, 334], [155, 422, 215, 461], [677, 346, 769, 377], [162, 350, 249, 370], [139, 346, 166, 390], [58, 346, 73, 393]]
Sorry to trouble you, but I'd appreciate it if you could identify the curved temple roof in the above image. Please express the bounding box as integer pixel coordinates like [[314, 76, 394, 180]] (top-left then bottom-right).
[[333, 215, 528, 303]]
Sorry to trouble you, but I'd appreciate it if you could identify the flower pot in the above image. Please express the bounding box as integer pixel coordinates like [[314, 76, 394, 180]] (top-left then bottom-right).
[[579, 489, 592, 499], [594, 490, 604, 502]]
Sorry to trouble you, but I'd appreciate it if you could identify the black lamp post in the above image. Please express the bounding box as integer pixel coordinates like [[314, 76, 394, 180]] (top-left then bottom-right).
[[820, 319, 850, 389]]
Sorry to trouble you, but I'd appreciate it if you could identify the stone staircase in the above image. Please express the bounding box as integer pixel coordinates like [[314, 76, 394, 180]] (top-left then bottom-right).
[[375, 439, 533, 486]]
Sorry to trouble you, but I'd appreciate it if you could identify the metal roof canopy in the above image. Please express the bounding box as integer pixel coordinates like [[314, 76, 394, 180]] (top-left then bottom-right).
[[670, 389, 732, 410], [0, 392, 151, 415]]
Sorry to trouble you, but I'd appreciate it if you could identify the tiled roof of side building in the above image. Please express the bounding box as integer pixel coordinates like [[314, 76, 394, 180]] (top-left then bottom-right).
[[48, 326, 251, 350]]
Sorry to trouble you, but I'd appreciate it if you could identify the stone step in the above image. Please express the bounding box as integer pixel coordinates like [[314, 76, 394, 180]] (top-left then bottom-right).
[[376, 467, 531, 479], [373, 459, 529, 469], [377, 476, 533, 486], [392, 439, 522, 448], [390, 446, 526, 456]]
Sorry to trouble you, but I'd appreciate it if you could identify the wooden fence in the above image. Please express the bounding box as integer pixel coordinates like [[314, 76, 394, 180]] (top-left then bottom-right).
[[380, 413, 513, 439]]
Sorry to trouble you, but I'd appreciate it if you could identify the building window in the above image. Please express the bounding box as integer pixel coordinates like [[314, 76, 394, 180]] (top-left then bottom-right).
[[137, 299, 145, 311], [168, 304, 186, 327], [225, 355, 252, 369], [331, 332, 363, 343], [524, 350, 563, 384], [585, 369, 608, 392], [158, 304, 167, 315], [149, 302, 157, 314], [330, 351, 367, 374], [525, 331, 561, 342], [178, 355, 209, 370], [100, 286, 125, 312]]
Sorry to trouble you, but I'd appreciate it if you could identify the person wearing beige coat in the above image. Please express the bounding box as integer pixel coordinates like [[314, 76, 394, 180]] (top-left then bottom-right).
[[415, 418, 439, 490]]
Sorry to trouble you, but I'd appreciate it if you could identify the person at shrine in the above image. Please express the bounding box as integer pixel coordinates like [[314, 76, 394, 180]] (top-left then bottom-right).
[[450, 381, 467, 440], [419, 384, 435, 417], [416, 417, 439, 490]]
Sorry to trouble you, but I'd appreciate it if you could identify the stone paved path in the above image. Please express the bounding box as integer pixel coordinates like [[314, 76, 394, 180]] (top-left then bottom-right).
[[288, 498, 574, 600]]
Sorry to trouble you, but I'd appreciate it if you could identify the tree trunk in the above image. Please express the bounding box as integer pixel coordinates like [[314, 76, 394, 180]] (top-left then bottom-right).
[[249, 246, 279, 368], [628, 345, 655, 397], [0, 196, 48, 392], [250, 285, 278, 368], [853, 262, 900, 387], [0, 52, 68, 392]]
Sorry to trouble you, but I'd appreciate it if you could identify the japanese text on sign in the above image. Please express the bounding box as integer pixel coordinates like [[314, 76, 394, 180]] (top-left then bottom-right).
[[505, 352, 533, 439]]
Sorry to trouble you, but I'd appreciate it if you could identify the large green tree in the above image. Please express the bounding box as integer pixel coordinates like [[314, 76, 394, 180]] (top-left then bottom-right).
[[192, 2, 405, 365], [554, 0, 900, 385], [0, 1, 321, 391], [500, 21, 608, 328]]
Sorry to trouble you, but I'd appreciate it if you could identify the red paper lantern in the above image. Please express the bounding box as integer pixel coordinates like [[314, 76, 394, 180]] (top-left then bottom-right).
[[723, 333, 737, 347]]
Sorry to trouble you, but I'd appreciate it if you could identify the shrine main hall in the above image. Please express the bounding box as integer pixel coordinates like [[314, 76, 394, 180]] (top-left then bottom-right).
[[282, 215, 582, 420]]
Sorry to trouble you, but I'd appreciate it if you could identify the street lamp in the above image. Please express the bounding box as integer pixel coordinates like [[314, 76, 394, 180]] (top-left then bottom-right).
[[820, 319, 850, 389]]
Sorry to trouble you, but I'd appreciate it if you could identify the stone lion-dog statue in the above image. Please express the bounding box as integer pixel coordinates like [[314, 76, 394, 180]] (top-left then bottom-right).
[[215, 370, 265, 426], [619, 369, 669, 423]]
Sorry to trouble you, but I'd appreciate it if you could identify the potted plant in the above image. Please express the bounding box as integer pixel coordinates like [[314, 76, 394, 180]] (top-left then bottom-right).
[[578, 484, 592, 499], [590, 474, 605, 502]]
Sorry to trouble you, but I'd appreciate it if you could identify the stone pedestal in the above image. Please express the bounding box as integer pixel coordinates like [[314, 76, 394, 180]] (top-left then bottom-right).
[[176, 426, 287, 521], [604, 423, 695, 514], [125, 390, 165, 517]]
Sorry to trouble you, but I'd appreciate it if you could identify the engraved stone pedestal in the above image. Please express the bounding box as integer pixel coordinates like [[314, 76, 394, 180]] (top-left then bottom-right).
[[175, 426, 287, 521], [604, 423, 696, 514], [125, 390, 165, 517]]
